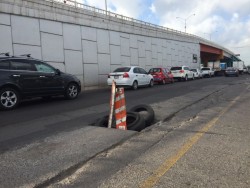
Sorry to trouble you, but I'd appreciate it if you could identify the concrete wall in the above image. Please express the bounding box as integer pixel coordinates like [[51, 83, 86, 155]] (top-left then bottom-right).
[[0, 0, 201, 90]]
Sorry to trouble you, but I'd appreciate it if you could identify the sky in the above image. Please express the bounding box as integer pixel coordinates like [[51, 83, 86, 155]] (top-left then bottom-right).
[[75, 0, 250, 65]]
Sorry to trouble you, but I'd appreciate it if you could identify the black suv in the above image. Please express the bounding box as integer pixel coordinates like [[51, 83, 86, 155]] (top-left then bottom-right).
[[0, 53, 81, 110]]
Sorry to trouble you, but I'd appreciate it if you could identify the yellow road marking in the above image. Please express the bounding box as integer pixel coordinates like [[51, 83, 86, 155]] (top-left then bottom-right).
[[140, 95, 242, 188]]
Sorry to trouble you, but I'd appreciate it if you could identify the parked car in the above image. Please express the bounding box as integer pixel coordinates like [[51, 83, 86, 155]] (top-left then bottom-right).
[[170, 66, 194, 81], [0, 53, 81, 110], [225, 67, 239, 77], [107, 66, 154, 90], [148, 67, 174, 84], [201, 67, 215, 77], [190, 68, 203, 79]]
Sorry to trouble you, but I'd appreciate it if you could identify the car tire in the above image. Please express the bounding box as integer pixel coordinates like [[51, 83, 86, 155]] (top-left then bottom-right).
[[132, 81, 138, 90], [65, 83, 79, 99], [192, 74, 195, 80], [0, 87, 20, 110], [130, 104, 155, 127], [149, 79, 154, 87], [126, 112, 145, 131], [171, 78, 174, 83], [95, 115, 116, 128]]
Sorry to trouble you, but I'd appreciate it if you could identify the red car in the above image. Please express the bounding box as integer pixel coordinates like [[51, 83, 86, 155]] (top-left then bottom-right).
[[148, 67, 174, 84]]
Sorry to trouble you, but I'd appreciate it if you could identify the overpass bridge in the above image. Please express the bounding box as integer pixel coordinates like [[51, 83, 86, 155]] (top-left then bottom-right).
[[0, 0, 239, 89]]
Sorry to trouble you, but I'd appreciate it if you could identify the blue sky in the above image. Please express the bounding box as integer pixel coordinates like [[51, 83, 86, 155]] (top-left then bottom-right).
[[77, 0, 250, 65]]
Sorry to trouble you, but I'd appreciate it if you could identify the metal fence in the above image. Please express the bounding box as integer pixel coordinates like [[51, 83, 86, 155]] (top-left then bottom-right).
[[44, 0, 234, 54]]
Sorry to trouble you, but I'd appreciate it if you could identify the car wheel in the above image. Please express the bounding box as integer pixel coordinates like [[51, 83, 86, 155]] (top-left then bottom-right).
[[130, 104, 155, 127], [65, 83, 79, 99], [149, 79, 154, 87], [0, 87, 20, 110], [132, 81, 138, 90], [192, 74, 195, 80], [162, 79, 166, 85], [171, 78, 174, 84]]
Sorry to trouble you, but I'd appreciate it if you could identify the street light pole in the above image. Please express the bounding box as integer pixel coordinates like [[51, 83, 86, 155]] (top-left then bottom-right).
[[105, 0, 107, 14], [176, 14, 195, 33]]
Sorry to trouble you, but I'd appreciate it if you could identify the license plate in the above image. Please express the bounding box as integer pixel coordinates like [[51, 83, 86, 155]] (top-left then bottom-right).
[[114, 75, 119, 79]]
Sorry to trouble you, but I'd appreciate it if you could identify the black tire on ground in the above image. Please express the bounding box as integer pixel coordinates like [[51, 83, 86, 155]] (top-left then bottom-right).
[[171, 78, 174, 83], [95, 115, 116, 128], [126, 112, 145, 131], [130, 104, 155, 127], [132, 81, 138, 90], [65, 83, 79, 99], [0, 87, 20, 110]]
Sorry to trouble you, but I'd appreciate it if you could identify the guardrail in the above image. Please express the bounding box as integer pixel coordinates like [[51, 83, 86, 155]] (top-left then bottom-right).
[[44, 0, 234, 55], [46, 0, 196, 37]]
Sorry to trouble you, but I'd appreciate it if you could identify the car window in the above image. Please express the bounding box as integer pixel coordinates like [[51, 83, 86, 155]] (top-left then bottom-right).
[[10, 59, 36, 71], [139, 68, 147, 74], [184, 67, 189, 70], [201, 68, 210, 70], [33, 62, 56, 73], [149, 68, 161, 73], [191, 69, 197, 72], [171, 67, 181, 70], [114, 67, 131, 72], [133, 68, 140, 74], [0, 60, 10, 70]]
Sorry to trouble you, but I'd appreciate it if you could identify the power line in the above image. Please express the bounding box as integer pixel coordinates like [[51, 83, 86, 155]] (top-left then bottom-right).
[[229, 45, 250, 48]]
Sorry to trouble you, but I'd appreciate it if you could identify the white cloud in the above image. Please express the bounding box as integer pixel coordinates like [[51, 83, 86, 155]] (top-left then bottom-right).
[[150, 3, 156, 13]]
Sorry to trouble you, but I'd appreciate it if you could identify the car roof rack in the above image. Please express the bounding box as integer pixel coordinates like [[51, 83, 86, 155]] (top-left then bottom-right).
[[0, 52, 10, 56], [19, 54, 31, 57]]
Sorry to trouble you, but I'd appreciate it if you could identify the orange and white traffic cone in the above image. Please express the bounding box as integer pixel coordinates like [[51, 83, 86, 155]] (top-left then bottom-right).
[[114, 88, 127, 130]]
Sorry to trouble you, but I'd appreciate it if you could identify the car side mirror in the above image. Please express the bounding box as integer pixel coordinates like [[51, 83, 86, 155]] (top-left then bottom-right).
[[55, 69, 61, 75]]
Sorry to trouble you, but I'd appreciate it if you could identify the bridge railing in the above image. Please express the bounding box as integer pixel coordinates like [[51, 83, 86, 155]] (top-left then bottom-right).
[[44, 0, 234, 54], [46, 0, 198, 37]]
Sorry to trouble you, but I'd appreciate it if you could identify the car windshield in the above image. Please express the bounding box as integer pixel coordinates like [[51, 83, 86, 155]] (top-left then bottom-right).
[[227, 67, 235, 70], [191, 69, 197, 72], [201, 68, 210, 70], [113, 67, 131, 72], [171, 67, 181, 70], [148, 68, 161, 73]]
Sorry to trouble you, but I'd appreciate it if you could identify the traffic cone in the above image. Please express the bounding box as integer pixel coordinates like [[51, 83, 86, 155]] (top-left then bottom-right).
[[114, 88, 127, 130]]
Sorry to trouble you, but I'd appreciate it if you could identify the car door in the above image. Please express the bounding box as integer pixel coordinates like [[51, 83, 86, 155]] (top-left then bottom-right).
[[32, 61, 64, 94], [185, 67, 192, 78], [133, 67, 143, 86], [9, 59, 42, 95], [164, 68, 171, 82], [139, 67, 149, 85]]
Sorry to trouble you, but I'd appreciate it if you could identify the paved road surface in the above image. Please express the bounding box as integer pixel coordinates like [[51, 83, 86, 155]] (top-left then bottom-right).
[[0, 75, 249, 187]]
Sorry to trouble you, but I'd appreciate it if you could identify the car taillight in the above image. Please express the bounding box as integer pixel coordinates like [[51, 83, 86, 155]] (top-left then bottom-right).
[[123, 72, 129, 78], [179, 70, 184, 73], [108, 74, 110, 78]]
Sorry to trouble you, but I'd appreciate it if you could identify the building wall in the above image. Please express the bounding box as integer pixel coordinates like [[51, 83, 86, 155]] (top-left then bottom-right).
[[0, 0, 201, 90]]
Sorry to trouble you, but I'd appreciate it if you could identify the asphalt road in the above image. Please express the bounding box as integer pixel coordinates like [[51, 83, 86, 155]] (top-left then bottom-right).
[[0, 74, 250, 187], [50, 75, 250, 188], [0, 75, 248, 153]]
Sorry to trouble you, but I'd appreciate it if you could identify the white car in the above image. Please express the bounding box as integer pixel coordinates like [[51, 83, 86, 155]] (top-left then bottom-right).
[[201, 67, 215, 77], [170, 66, 194, 81], [190, 68, 203, 79], [107, 66, 154, 90]]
